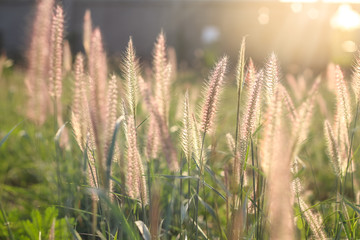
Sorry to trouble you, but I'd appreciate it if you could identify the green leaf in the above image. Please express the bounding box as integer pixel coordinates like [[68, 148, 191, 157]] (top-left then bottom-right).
[[0, 122, 21, 148]]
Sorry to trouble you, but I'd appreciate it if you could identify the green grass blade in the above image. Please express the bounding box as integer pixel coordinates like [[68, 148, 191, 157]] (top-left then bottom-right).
[[0, 122, 21, 148]]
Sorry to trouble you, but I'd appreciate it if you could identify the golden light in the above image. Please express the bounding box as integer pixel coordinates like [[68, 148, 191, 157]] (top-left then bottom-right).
[[279, 0, 317, 2], [258, 7, 270, 25], [307, 8, 319, 19], [341, 40, 357, 52], [280, 0, 360, 3], [330, 4, 360, 30], [324, 0, 360, 3], [291, 3, 303, 13]]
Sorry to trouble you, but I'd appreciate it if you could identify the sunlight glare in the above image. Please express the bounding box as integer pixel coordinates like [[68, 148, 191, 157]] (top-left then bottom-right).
[[342, 40, 357, 52], [330, 4, 360, 30], [291, 3, 303, 13], [258, 7, 270, 25]]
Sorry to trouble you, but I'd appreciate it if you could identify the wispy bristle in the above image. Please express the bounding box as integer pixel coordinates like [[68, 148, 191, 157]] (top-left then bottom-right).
[[89, 28, 108, 149], [260, 90, 283, 175], [25, 0, 54, 125], [71, 53, 98, 193], [244, 58, 255, 87], [292, 78, 320, 152], [236, 67, 263, 184], [153, 32, 171, 122], [83, 10, 92, 56], [167, 46, 177, 80], [63, 40, 72, 74], [236, 37, 246, 91], [335, 65, 351, 127], [181, 90, 193, 163], [105, 75, 118, 156], [292, 158, 326, 239], [123, 37, 139, 118], [267, 130, 294, 240], [139, 76, 179, 171], [192, 114, 202, 168], [352, 50, 360, 104], [240, 67, 263, 140], [279, 85, 297, 123], [49, 5, 64, 100], [226, 133, 235, 154], [334, 65, 351, 174], [265, 52, 280, 104], [88, 28, 108, 187], [126, 117, 148, 203], [72, 53, 84, 117], [146, 117, 160, 160], [324, 120, 341, 177], [200, 56, 228, 134], [298, 198, 327, 239]]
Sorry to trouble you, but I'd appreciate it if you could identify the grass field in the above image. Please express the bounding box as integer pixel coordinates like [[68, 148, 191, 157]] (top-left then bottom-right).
[[1, 1, 360, 239]]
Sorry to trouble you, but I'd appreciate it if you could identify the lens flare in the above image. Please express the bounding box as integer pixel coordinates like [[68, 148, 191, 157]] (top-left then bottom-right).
[[331, 4, 360, 30]]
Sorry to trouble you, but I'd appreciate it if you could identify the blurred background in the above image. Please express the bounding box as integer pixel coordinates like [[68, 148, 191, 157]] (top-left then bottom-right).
[[1, 0, 360, 73]]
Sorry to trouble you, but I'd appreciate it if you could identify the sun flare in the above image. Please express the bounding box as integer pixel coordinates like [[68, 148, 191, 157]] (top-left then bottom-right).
[[331, 4, 360, 30]]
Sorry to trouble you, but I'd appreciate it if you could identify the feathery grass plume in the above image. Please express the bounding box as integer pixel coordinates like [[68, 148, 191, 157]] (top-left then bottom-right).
[[279, 85, 297, 123], [200, 56, 228, 134], [126, 117, 148, 203], [292, 159, 327, 239], [291, 78, 320, 154], [181, 90, 193, 163], [235, 68, 263, 188], [234, 39, 246, 181], [89, 28, 108, 139], [240, 67, 263, 140], [226, 133, 235, 153], [63, 40, 72, 74], [139, 76, 179, 171], [25, 0, 54, 125], [192, 114, 202, 168], [146, 117, 160, 160], [88, 28, 108, 187], [48, 5, 70, 148], [105, 75, 118, 157], [153, 32, 171, 122], [352, 50, 360, 104], [324, 120, 341, 177], [334, 65, 351, 173], [335, 65, 351, 128], [260, 89, 283, 175], [226, 131, 242, 188], [71, 53, 94, 151], [264, 52, 280, 104], [291, 157, 303, 198], [267, 130, 294, 240], [167, 46, 177, 80], [244, 58, 256, 87], [83, 9, 92, 56], [72, 53, 85, 119], [298, 198, 327, 239], [236, 37, 246, 91], [123, 37, 139, 120], [71, 54, 98, 198], [49, 5, 64, 100]]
